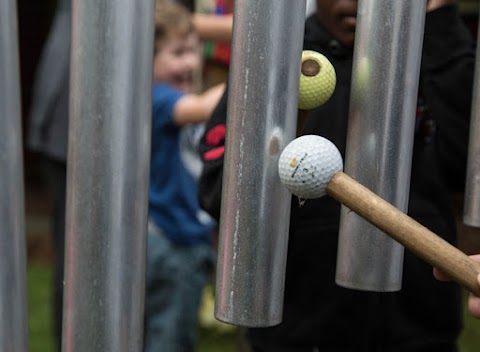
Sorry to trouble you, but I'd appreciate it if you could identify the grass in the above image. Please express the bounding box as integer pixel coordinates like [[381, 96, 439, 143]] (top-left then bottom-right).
[[458, 292, 480, 352], [27, 263, 55, 352], [27, 262, 480, 352]]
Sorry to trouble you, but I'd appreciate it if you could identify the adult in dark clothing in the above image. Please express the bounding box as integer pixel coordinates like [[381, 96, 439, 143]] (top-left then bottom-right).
[[198, 0, 475, 351], [28, 0, 71, 351]]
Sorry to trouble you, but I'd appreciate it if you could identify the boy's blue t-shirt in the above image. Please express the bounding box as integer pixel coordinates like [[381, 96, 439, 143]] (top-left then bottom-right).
[[149, 83, 213, 246]]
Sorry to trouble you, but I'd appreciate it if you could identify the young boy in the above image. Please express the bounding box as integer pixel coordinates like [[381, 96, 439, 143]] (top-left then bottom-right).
[[144, 2, 225, 351]]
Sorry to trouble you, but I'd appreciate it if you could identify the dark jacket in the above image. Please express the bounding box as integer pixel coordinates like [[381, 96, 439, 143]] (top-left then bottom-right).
[[28, 0, 71, 162], [198, 6, 475, 351]]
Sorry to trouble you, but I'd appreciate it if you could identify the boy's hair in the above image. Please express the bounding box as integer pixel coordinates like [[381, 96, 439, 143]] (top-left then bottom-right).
[[154, 1, 194, 52]]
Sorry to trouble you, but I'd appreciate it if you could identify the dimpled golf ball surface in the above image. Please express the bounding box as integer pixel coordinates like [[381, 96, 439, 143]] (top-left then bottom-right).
[[278, 135, 343, 199], [298, 50, 336, 110]]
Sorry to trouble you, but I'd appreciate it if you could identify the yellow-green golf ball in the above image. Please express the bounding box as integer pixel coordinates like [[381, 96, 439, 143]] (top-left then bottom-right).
[[298, 50, 336, 110]]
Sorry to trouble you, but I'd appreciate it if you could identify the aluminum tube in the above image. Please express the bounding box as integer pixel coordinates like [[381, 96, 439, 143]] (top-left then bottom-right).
[[463, 6, 480, 228], [215, 0, 306, 327], [62, 0, 154, 350], [0, 1, 29, 350], [336, 0, 426, 292]]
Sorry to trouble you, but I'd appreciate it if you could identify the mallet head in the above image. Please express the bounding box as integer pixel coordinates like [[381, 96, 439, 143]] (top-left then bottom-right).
[[278, 135, 343, 199], [298, 50, 337, 110]]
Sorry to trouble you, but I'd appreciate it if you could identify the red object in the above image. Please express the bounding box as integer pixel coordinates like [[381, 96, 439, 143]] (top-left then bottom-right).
[[205, 124, 226, 146], [204, 146, 225, 160]]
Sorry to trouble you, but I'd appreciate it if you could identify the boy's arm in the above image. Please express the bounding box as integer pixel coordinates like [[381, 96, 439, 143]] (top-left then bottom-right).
[[192, 13, 233, 43], [420, 4, 475, 190], [172, 83, 226, 126]]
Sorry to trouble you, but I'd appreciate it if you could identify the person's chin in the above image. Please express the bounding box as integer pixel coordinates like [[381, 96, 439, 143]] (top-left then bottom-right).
[[338, 27, 356, 48]]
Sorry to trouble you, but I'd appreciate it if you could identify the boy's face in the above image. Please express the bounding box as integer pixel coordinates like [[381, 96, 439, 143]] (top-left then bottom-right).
[[316, 0, 358, 47], [153, 33, 199, 92]]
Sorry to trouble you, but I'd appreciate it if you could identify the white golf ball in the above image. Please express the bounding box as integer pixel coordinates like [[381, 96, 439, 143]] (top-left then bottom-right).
[[278, 135, 343, 199]]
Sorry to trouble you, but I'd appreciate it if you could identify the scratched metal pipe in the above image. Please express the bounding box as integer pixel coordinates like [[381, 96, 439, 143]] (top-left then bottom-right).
[[0, 0, 29, 350], [336, 0, 426, 291], [215, 0, 306, 327], [62, 0, 154, 350], [463, 5, 480, 228]]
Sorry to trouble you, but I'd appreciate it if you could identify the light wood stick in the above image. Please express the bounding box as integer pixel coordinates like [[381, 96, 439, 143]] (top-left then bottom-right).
[[327, 171, 480, 296]]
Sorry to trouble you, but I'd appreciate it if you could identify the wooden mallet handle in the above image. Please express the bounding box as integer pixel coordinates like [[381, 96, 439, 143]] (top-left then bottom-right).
[[327, 171, 480, 296]]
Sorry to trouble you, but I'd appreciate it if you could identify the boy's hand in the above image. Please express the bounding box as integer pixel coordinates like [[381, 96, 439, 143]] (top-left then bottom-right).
[[434, 254, 480, 319], [426, 0, 456, 12]]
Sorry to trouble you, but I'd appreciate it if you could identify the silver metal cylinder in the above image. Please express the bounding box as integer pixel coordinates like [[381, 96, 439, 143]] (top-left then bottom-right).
[[0, 1, 29, 351], [62, 0, 154, 350], [215, 0, 306, 327], [463, 6, 480, 228], [336, 0, 426, 292]]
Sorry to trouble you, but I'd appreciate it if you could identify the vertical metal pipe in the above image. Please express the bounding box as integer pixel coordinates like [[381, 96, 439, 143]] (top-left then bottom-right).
[[215, 0, 306, 327], [336, 0, 426, 291], [463, 6, 480, 228], [0, 0, 29, 351], [62, 0, 154, 350]]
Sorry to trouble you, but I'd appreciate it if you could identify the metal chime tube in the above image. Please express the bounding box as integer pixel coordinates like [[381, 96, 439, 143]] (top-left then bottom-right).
[[62, 0, 154, 350], [336, 0, 426, 291], [0, 0, 29, 350], [215, 0, 306, 326], [463, 5, 480, 228]]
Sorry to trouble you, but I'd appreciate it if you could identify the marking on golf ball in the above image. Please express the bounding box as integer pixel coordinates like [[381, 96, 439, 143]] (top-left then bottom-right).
[[278, 135, 343, 200], [298, 50, 337, 110], [291, 153, 307, 178]]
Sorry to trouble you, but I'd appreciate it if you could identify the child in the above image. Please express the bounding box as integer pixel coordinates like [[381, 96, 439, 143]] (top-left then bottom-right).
[[144, 1, 225, 351]]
